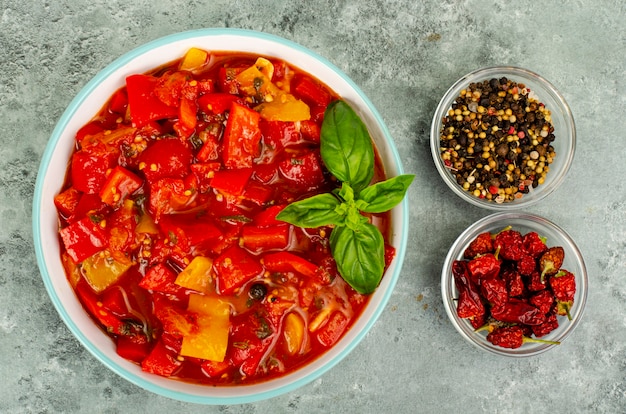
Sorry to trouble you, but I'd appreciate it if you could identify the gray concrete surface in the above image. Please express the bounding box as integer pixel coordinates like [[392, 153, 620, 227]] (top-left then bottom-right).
[[1, 0, 624, 412]]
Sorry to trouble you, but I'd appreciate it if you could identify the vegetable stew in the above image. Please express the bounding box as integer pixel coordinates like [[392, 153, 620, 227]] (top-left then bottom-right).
[[54, 48, 395, 385]]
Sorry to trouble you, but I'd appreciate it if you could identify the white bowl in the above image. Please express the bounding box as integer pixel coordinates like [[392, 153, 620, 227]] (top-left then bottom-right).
[[32, 28, 409, 404]]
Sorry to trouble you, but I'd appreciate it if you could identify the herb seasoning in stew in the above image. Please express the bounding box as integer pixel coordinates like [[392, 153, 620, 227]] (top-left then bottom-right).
[[54, 48, 398, 385]]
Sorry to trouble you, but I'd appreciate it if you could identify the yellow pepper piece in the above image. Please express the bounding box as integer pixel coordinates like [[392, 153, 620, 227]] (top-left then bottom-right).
[[283, 312, 306, 355], [236, 57, 310, 121], [255, 96, 311, 122], [135, 211, 159, 234], [179, 47, 210, 72], [180, 294, 230, 362], [236, 63, 281, 99], [175, 256, 214, 294], [81, 250, 132, 293]]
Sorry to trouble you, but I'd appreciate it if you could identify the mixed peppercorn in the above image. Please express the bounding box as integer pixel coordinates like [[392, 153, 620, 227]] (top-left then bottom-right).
[[453, 227, 576, 349], [439, 77, 556, 203]]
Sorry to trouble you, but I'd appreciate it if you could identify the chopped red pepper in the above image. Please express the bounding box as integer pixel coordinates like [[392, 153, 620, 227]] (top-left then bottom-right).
[[242, 180, 274, 205], [210, 168, 253, 196], [75, 280, 128, 335], [99, 165, 143, 206], [141, 340, 182, 377], [54, 187, 81, 219], [126, 74, 178, 128], [262, 251, 328, 282], [217, 66, 245, 94], [108, 89, 129, 114], [316, 311, 349, 347], [157, 213, 223, 251], [292, 75, 332, 107], [176, 96, 198, 137], [222, 102, 262, 169], [278, 151, 325, 189], [139, 263, 186, 296], [190, 162, 221, 192], [59, 217, 108, 263], [116, 333, 151, 363], [147, 178, 195, 220], [242, 224, 290, 252], [299, 120, 321, 143], [252, 204, 287, 227], [214, 245, 263, 295], [197, 93, 243, 115], [71, 148, 117, 195]]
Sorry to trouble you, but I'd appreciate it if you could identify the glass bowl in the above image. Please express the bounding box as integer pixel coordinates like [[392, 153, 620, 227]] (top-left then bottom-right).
[[441, 212, 588, 357], [32, 28, 409, 404], [430, 66, 576, 210]]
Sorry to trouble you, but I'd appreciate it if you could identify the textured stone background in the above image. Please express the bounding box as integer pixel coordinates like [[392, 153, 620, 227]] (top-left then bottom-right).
[[1, 0, 625, 412]]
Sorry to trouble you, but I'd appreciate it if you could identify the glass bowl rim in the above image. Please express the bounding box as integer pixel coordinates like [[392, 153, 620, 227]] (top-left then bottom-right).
[[440, 211, 588, 357], [429, 65, 576, 211]]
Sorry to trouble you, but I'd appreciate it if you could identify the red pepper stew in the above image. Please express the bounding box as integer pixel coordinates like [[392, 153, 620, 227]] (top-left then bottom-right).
[[54, 48, 394, 385]]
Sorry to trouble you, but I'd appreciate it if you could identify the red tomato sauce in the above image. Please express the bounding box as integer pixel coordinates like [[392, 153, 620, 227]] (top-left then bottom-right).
[[54, 48, 393, 385]]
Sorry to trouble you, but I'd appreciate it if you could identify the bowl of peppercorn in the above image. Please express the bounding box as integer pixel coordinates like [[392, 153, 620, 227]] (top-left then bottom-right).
[[441, 212, 588, 357], [430, 66, 575, 209]]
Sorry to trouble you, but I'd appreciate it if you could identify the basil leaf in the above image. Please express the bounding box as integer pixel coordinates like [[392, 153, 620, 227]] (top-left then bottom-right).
[[357, 174, 415, 213], [320, 100, 374, 193], [276, 193, 345, 228], [329, 222, 385, 294]]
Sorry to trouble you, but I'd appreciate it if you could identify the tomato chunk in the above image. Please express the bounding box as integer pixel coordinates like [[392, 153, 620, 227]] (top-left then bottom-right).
[[222, 102, 261, 169], [71, 150, 116, 194], [214, 245, 263, 295], [147, 178, 194, 219], [141, 340, 182, 377], [158, 213, 223, 250], [278, 151, 325, 189], [138, 138, 193, 183], [139, 263, 186, 296]]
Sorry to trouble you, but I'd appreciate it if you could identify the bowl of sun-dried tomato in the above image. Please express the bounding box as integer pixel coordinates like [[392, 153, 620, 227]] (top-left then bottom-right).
[[441, 212, 587, 356], [430, 66, 575, 210], [33, 28, 412, 403]]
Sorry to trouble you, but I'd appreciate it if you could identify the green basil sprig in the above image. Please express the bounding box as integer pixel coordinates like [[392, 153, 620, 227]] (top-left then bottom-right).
[[276, 100, 414, 294]]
